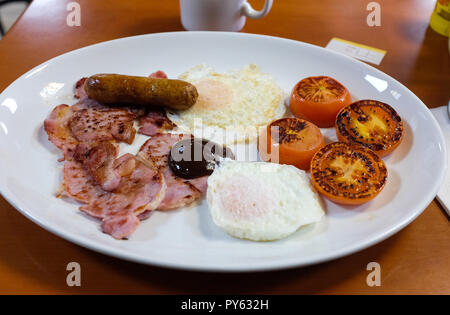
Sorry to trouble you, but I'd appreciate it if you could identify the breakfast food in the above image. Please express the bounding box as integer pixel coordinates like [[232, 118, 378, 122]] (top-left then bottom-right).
[[84, 74, 199, 110], [207, 160, 324, 241], [259, 117, 324, 170], [43, 64, 405, 240], [69, 99, 138, 145], [44, 98, 141, 161], [73, 141, 121, 191], [335, 100, 403, 157], [310, 142, 387, 205], [43, 71, 212, 239], [167, 64, 286, 144], [169, 138, 234, 179], [61, 154, 166, 239], [52, 129, 212, 237], [138, 133, 209, 210], [44, 104, 80, 160], [138, 109, 176, 136], [75, 77, 88, 99], [290, 76, 352, 127], [74, 70, 168, 100]]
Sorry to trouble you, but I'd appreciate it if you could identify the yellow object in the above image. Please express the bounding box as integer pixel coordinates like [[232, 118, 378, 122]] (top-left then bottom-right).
[[430, 0, 450, 36], [351, 114, 387, 140]]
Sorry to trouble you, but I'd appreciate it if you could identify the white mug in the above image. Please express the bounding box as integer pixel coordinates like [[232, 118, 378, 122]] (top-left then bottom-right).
[[180, 0, 273, 32]]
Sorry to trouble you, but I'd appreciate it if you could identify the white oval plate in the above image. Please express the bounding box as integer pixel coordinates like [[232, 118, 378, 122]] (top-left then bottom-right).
[[0, 32, 446, 272]]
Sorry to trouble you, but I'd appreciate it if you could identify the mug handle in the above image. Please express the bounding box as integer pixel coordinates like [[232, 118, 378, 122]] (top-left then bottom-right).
[[241, 0, 273, 20]]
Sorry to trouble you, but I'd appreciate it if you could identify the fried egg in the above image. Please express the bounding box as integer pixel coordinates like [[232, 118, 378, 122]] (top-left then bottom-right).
[[207, 160, 325, 241], [167, 64, 286, 145]]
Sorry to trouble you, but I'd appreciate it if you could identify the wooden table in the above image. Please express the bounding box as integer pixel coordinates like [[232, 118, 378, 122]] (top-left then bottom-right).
[[0, 0, 449, 295]]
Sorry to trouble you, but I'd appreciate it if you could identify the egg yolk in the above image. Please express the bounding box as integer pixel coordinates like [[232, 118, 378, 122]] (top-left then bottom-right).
[[217, 175, 272, 220], [194, 79, 234, 110]]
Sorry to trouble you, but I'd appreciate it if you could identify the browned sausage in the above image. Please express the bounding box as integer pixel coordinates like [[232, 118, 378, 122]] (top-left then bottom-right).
[[84, 74, 198, 110]]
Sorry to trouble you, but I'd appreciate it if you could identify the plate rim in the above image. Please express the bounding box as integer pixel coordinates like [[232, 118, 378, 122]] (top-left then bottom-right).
[[0, 31, 447, 272]]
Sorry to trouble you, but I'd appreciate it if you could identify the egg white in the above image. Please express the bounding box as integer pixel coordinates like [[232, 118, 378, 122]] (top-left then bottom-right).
[[168, 64, 286, 145], [207, 160, 325, 241]]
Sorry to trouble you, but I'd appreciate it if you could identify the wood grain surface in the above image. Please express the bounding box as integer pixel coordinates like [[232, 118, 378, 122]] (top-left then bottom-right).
[[0, 0, 449, 294]]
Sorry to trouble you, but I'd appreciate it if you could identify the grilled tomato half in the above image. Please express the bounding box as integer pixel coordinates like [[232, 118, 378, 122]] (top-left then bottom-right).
[[290, 76, 352, 127], [310, 142, 387, 205], [259, 118, 324, 170], [336, 100, 403, 157]]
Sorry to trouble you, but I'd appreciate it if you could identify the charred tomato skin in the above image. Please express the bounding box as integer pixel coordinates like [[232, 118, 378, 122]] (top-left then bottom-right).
[[259, 118, 324, 170], [335, 100, 403, 157], [310, 142, 387, 205], [290, 76, 352, 128]]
